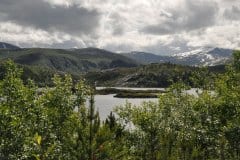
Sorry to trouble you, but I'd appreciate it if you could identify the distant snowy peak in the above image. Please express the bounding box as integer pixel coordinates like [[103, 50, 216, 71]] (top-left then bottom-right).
[[173, 47, 214, 58], [172, 47, 233, 66], [123, 47, 233, 66]]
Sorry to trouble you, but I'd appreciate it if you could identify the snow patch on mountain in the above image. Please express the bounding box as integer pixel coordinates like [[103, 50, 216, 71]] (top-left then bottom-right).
[[172, 47, 233, 66], [173, 47, 213, 58]]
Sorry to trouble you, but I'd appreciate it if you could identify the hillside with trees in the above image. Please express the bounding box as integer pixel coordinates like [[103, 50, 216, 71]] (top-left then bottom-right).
[[0, 48, 138, 74], [0, 60, 225, 88], [85, 63, 225, 88]]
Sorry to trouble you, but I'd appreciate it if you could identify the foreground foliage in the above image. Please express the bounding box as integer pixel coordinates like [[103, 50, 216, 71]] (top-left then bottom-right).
[[0, 61, 124, 159], [116, 50, 240, 159], [0, 50, 240, 160]]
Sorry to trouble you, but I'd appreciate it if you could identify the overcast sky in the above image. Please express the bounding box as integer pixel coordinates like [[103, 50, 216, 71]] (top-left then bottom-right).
[[0, 0, 239, 55]]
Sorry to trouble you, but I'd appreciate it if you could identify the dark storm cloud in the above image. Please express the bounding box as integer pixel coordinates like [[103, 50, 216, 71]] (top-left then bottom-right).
[[224, 6, 240, 20], [142, 0, 218, 35], [0, 0, 101, 35]]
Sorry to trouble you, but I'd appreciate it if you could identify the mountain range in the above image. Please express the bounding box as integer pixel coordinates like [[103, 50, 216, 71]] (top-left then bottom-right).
[[0, 42, 20, 49], [0, 42, 234, 70], [0, 44, 138, 74], [0, 42, 232, 87], [123, 47, 233, 66]]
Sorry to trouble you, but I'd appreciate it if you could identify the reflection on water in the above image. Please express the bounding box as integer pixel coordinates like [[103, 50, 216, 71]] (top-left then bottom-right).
[[88, 94, 158, 120]]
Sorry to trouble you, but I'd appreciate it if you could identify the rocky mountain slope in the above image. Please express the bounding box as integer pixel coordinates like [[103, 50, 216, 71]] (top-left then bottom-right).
[[172, 47, 233, 66], [123, 47, 233, 66]]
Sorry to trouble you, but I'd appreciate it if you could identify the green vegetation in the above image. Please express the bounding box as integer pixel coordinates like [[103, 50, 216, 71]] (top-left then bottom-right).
[[0, 48, 226, 88], [86, 63, 224, 88], [96, 88, 166, 98], [0, 59, 224, 88], [0, 63, 69, 87], [114, 92, 158, 98], [115, 50, 240, 159], [0, 50, 240, 159], [0, 48, 138, 74], [0, 60, 128, 159]]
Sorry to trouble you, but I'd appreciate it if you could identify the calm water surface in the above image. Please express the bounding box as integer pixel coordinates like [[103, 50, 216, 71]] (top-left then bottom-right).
[[91, 94, 158, 120], [88, 88, 200, 120]]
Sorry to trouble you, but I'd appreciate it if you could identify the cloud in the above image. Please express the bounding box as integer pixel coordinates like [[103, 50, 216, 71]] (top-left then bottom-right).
[[142, 37, 191, 55], [0, 0, 100, 35], [142, 0, 218, 35], [184, 22, 240, 49], [0, 21, 88, 48], [0, 0, 239, 54], [224, 6, 240, 20]]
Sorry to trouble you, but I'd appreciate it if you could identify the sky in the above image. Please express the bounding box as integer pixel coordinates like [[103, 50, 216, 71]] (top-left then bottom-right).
[[0, 0, 239, 55]]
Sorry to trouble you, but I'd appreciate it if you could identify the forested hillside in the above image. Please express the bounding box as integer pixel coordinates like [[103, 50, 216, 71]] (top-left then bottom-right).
[[0, 48, 138, 74], [0, 60, 225, 88], [85, 63, 225, 87], [0, 44, 230, 88]]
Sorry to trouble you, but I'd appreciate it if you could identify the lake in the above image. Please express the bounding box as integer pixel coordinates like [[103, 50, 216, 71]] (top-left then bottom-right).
[[89, 94, 158, 120], [92, 88, 202, 120]]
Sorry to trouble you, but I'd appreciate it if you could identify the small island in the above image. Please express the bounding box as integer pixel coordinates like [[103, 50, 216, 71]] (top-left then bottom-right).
[[96, 87, 166, 98]]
